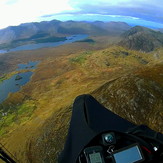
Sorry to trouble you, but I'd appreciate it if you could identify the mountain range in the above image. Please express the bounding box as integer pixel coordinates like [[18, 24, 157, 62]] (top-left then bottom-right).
[[0, 20, 131, 45], [1, 20, 163, 53]]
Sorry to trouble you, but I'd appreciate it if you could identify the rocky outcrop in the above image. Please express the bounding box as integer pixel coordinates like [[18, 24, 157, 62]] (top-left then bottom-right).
[[119, 26, 163, 52], [93, 75, 163, 132]]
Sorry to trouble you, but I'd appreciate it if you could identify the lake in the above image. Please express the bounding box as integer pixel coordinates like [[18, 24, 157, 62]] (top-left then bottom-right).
[[0, 72, 33, 103], [17, 61, 40, 70], [0, 34, 88, 103], [0, 61, 39, 103], [0, 34, 88, 54]]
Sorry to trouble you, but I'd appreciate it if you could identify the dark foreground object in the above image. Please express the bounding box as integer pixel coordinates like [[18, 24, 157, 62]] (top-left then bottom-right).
[[0, 147, 16, 163], [58, 94, 163, 163]]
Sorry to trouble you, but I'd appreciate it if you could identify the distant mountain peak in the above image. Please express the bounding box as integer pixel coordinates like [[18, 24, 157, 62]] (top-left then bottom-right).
[[119, 26, 163, 52], [158, 28, 163, 33]]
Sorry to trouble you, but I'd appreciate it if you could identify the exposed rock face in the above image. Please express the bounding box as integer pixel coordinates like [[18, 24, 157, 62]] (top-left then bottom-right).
[[119, 26, 163, 52]]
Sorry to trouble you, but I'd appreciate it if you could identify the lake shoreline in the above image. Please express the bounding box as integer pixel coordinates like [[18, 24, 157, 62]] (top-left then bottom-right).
[[0, 34, 88, 54]]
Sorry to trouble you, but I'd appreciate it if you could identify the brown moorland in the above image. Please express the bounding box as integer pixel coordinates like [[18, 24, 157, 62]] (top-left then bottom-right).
[[0, 43, 163, 162]]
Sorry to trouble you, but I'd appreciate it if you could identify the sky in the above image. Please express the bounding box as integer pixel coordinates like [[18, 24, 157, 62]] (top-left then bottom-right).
[[0, 0, 163, 29]]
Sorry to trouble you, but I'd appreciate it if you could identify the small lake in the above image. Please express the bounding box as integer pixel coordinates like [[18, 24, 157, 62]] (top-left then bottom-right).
[[17, 61, 40, 70], [0, 34, 88, 53], [0, 72, 33, 103], [0, 61, 39, 103]]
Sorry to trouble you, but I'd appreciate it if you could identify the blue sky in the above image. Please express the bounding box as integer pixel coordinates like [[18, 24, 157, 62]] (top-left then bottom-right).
[[0, 0, 163, 29]]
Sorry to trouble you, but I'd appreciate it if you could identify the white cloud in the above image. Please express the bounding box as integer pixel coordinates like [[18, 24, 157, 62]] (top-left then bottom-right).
[[0, 0, 74, 29], [108, 15, 140, 20], [0, 0, 163, 29], [84, 13, 139, 20], [70, 0, 138, 7]]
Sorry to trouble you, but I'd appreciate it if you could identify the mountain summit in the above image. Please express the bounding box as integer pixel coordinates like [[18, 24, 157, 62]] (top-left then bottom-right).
[[119, 26, 163, 52]]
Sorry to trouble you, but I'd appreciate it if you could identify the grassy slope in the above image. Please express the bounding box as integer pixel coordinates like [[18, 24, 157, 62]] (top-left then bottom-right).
[[28, 64, 163, 163], [1, 44, 163, 162], [0, 72, 17, 83]]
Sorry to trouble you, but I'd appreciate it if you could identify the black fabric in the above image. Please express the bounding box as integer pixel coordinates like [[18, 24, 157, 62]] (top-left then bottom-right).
[[58, 94, 136, 163], [127, 125, 163, 144]]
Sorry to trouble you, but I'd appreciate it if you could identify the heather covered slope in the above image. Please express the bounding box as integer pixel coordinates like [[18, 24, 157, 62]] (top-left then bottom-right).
[[0, 45, 163, 162], [28, 63, 163, 163], [93, 64, 163, 131]]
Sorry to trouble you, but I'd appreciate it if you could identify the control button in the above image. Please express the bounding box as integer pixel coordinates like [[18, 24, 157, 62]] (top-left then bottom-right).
[[104, 134, 114, 143], [102, 132, 116, 146]]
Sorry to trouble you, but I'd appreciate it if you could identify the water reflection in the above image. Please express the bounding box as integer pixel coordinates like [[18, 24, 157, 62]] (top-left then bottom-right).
[[17, 61, 40, 70]]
